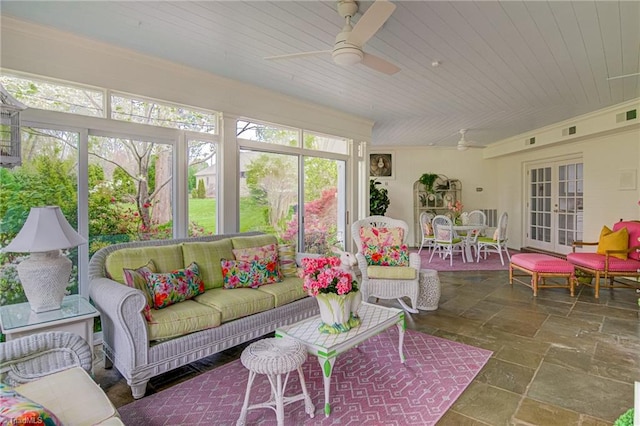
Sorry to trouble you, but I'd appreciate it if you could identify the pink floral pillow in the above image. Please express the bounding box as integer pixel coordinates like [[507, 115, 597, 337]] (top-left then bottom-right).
[[144, 262, 205, 309], [221, 255, 281, 289], [359, 227, 404, 249], [123, 260, 156, 322], [233, 243, 281, 278], [363, 244, 410, 266]]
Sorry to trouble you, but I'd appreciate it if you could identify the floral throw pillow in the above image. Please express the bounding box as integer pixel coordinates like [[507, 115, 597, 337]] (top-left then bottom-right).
[[233, 243, 282, 278], [123, 260, 156, 322], [144, 262, 205, 309], [0, 383, 62, 426], [221, 255, 281, 289], [363, 244, 410, 266], [436, 228, 451, 241], [359, 226, 404, 249]]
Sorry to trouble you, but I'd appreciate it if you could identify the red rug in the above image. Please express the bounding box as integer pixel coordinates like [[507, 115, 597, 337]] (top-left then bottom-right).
[[416, 248, 519, 272], [118, 329, 492, 425]]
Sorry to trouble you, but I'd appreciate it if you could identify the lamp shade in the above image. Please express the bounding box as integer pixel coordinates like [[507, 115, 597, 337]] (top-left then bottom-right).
[[3, 206, 86, 253]]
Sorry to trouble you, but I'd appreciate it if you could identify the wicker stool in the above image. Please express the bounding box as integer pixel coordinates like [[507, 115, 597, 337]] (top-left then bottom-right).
[[417, 269, 441, 310], [237, 338, 314, 426], [510, 253, 575, 297]]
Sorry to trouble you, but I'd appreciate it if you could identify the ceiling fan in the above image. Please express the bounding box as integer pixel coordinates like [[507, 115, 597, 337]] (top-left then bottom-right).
[[456, 129, 485, 151], [265, 0, 401, 75]]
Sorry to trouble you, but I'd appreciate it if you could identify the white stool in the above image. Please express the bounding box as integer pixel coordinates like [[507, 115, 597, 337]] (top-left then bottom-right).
[[237, 338, 315, 426], [417, 269, 441, 311]]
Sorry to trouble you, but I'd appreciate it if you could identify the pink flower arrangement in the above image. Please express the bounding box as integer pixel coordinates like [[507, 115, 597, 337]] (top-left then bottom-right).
[[300, 257, 358, 297]]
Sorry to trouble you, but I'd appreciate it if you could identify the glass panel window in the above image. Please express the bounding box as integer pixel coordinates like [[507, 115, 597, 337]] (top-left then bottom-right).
[[1, 127, 79, 306], [88, 136, 173, 254], [303, 131, 350, 155], [111, 94, 218, 134], [236, 120, 299, 146], [239, 150, 298, 238], [0, 73, 104, 117], [188, 139, 217, 236]]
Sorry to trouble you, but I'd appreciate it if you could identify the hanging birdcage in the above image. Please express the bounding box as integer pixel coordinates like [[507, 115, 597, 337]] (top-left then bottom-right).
[[0, 83, 26, 168]]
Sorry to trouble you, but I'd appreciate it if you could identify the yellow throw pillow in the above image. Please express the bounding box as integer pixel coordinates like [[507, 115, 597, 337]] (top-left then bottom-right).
[[597, 226, 628, 260]]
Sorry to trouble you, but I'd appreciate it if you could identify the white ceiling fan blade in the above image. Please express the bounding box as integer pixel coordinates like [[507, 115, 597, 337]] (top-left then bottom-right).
[[347, 0, 396, 47], [361, 52, 400, 75], [606, 72, 640, 81], [265, 50, 331, 61]]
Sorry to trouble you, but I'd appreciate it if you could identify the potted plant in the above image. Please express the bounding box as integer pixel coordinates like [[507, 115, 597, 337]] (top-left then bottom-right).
[[419, 173, 439, 193], [370, 179, 390, 216]]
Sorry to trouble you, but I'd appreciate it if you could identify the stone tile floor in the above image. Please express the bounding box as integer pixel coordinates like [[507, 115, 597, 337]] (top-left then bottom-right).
[[94, 270, 640, 425]]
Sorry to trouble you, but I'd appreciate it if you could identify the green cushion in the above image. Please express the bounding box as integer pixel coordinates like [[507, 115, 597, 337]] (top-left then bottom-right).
[[182, 239, 234, 289], [367, 265, 417, 280], [147, 300, 221, 341], [231, 234, 278, 249], [105, 244, 184, 284], [194, 288, 275, 322], [477, 236, 497, 243], [256, 277, 308, 307]]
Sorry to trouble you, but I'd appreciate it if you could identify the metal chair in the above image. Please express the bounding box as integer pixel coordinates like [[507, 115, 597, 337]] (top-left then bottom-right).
[[352, 216, 420, 313]]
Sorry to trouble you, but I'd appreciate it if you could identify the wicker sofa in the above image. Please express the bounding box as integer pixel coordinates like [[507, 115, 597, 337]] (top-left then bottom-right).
[[88, 232, 318, 399]]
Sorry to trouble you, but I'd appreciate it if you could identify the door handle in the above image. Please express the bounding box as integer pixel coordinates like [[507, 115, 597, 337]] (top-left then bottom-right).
[[553, 209, 558, 213]]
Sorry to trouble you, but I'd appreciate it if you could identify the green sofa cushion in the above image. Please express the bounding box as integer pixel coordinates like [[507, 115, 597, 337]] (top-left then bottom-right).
[[105, 244, 184, 284], [182, 239, 234, 289], [147, 300, 221, 341], [231, 234, 278, 250], [194, 288, 275, 323], [256, 277, 308, 307]]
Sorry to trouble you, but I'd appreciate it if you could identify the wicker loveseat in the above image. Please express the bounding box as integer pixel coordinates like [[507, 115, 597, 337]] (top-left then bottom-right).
[[89, 232, 318, 399]]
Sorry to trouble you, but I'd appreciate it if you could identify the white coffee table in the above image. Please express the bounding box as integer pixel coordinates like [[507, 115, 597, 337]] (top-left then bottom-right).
[[275, 302, 405, 417]]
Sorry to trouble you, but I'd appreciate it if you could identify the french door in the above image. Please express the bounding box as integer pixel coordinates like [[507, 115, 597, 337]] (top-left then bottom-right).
[[525, 158, 584, 255]]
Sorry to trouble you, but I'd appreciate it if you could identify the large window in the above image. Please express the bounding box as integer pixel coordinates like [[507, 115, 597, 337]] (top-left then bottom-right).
[[238, 119, 351, 253]]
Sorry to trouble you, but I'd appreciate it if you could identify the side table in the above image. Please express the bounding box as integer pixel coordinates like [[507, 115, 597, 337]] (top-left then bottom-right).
[[0, 294, 99, 350], [417, 269, 441, 311]]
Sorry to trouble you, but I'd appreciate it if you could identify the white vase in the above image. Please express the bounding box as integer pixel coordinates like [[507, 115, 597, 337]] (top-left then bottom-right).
[[316, 291, 362, 334]]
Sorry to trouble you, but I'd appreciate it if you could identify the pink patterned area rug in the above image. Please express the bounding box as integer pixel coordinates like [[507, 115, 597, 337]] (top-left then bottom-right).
[[416, 248, 520, 272], [118, 329, 492, 425]]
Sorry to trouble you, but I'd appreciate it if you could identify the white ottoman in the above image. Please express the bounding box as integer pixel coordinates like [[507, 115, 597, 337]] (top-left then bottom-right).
[[237, 338, 315, 426], [417, 269, 441, 311]]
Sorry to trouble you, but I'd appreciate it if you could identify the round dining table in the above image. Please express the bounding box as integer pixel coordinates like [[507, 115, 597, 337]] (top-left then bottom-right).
[[452, 224, 487, 262]]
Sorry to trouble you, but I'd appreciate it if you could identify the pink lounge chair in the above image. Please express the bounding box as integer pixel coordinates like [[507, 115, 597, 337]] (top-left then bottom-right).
[[567, 220, 640, 298]]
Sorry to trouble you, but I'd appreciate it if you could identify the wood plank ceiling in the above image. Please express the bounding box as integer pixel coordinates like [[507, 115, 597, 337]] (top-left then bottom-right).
[[2, 1, 639, 148]]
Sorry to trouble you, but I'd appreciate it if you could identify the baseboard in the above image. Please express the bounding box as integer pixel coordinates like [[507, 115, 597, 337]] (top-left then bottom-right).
[[519, 247, 567, 259]]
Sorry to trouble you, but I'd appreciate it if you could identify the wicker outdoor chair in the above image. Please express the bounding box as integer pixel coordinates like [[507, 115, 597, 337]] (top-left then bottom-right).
[[352, 216, 421, 313]]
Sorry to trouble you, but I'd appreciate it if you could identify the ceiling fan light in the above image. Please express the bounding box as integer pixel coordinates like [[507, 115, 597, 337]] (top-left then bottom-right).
[[332, 47, 363, 66], [457, 144, 468, 151]]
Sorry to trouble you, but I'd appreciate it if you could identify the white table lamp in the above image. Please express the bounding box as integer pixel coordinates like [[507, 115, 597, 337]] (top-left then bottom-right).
[[3, 206, 87, 313]]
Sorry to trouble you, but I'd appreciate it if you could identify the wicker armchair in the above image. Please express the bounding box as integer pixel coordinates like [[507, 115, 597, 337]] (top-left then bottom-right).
[[352, 216, 421, 313], [0, 331, 92, 386]]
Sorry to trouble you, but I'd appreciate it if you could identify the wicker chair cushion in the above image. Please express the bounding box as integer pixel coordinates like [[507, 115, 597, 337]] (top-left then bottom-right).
[[367, 265, 417, 280], [194, 288, 275, 323], [146, 299, 222, 341], [0, 383, 62, 426], [105, 244, 183, 284], [278, 244, 298, 277], [221, 255, 281, 289], [182, 239, 234, 289], [363, 244, 410, 266], [359, 226, 404, 248]]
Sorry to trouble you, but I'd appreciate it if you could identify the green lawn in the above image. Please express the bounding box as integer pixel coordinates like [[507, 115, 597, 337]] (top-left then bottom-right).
[[189, 197, 275, 234]]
